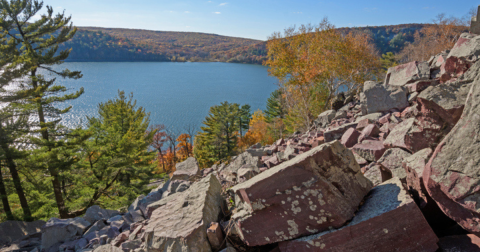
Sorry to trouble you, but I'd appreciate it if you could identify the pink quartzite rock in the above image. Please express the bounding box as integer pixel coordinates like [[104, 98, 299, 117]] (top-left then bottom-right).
[[340, 128, 361, 148], [403, 148, 433, 209], [170, 157, 201, 181], [230, 141, 372, 246], [423, 77, 480, 233], [406, 80, 438, 93], [383, 116, 444, 153], [447, 33, 480, 60], [355, 118, 374, 131], [323, 122, 357, 142], [144, 174, 224, 251], [363, 164, 392, 187], [278, 178, 438, 252], [384, 61, 430, 87], [440, 56, 470, 79], [377, 148, 411, 182], [352, 140, 386, 162], [357, 124, 380, 143], [437, 235, 480, 252]]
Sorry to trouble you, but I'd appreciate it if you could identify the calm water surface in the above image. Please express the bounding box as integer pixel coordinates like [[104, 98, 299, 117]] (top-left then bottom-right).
[[43, 62, 278, 131]]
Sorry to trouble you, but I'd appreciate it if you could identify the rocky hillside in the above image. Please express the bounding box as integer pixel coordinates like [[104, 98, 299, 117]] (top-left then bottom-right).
[[3, 32, 480, 252]]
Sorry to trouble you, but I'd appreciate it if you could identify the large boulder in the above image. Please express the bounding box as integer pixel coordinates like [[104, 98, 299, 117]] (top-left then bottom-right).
[[0, 220, 45, 247], [84, 205, 119, 224], [377, 148, 411, 182], [230, 141, 372, 246], [220, 152, 261, 180], [278, 178, 439, 252], [41, 217, 91, 250], [315, 110, 337, 128], [93, 244, 123, 252], [323, 122, 358, 142], [170, 157, 201, 181], [351, 140, 386, 162], [360, 81, 408, 115], [424, 75, 480, 233], [447, 33, 480, 60], [143, 174, 224, 251], [384, 61, 430, 87], [403, 148, 433, 209], [437, 234, 480, 252]]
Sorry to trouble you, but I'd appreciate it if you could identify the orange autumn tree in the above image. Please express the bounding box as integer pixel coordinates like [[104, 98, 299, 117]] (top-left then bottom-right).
[[176, 133, 192, 162], [398, 14, 468, 63], [265, 18, 380, 132], [240, 110, 274, 148]]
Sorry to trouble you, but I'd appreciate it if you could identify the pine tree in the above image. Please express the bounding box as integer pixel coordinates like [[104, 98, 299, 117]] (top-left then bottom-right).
[[0, 0, 85, 218], [77, 91, 155, 209], [264, 89, 285, 123], [238, 104, 251, 137]]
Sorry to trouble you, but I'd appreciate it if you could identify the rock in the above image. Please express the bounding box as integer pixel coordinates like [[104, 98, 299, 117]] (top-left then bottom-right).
[[120, 239, 141, 252], [111, 231, 128, 247], [357, 124, 380, 143], [144, 174, 224, 251], [447, 33, 480, 60], [84, 205, 119, 225], [0, 220, 45, 247], [83, 220, 107, 238], [403, 148, 433, 209], [406, 80, 438, 93], [340, 128, 361, 148], [437, 234, 480, 252], [377, 148, 411, 182], [106, 215, 123, 224], [230, 141, 372, 246], [417, 79, 471, 126], [360, 81, 409, 115], [355, 113, 383, 123], [333, 110, 347, 120], [75, 238, 88, 251], [324, 122, 358, 142], [237, 166, 259, 182], [277, 178, 439, 252], [352, 140, 386, 162], [171, 157, 201, 181], [207, 222, 224, 251], [423, 76, 480, 233], [356, 118, 374, 131], [383, 117, 444, 153], [408, 92, 418, 103], [384, 61, 430, 87], [221, 152, 261, 179], [92, 244, 123, 252], [41, 217, 91, 250], [364, 164, 392, 187], [352, 152, 368, 166], [314, 110, 336, 128]]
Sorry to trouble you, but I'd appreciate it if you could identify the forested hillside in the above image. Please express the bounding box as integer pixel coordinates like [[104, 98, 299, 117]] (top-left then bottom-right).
[[61, 24, 427, 64]]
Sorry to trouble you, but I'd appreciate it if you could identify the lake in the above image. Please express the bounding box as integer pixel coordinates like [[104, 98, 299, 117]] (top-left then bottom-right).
[[41, 62, 278, 132]]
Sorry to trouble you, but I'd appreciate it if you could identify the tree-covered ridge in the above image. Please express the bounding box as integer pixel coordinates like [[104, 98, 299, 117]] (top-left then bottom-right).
[[60, 24, 427, 64], [61, 28, 267, 63]]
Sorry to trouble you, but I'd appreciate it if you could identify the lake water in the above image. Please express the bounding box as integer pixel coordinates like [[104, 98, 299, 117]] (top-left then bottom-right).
[[41, 62, 278, 132]]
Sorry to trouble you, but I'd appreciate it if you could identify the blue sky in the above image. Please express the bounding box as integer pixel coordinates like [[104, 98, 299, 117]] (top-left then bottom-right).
[[36, 0, 478, 40]]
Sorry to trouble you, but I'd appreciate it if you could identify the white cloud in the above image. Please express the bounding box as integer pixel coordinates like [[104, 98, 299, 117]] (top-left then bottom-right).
[[207, 1, 213, 3], [219, 2, 227, 6], [186, 26, 191, 28], [213, 12, 221, 14], [293, 11, 302, 14]]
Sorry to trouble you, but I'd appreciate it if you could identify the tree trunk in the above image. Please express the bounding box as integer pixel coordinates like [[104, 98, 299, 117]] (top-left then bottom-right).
[[31, 70, 69, 219], [0, 165, 14, 220]]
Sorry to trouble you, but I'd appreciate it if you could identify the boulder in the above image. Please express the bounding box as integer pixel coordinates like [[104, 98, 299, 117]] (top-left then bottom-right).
[[383, 117, 445, 153], [230, 141, 372, 246], [364, 164, 392, 187], [377, 148, 411, 182], [403, 148, 433, 208], [357, 124, 380, 143], [144, 174, 224, 251], [355, 113, 383, 123], [447, 33, 480, 60], [92, 244, 123, 252], [277, 178, 438, 252], [221, 152, 261, 179], [423, 76, 480, 233], [323, 122, 358, 142], [314, 110, 336, 128], [237, 166, 259, 182], [437, 234, 480, 252], [206, 222, 224, 251], [84, 205, 119, 224], [0, 220, 45, 247], [417, 80, 470, 125], [360, 81, 409, 115], [351, 140, 386, 162], [406, 80, 438, 93], [384, 61, 430, 87], [41, 217, 91, 250], [83, 220, 107, 238], [171, 157, 201, 181], [340, 128, 361, 148]]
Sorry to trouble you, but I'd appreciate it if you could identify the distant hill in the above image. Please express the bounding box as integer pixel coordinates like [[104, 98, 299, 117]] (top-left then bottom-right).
[[61, 24, 430, 64]]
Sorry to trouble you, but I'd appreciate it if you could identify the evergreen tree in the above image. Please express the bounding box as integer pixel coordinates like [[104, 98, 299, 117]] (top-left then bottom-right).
[[0, 0, 85, 218], [264, 89, 285, 123], [380, 52, 398, 72], [238, 104, 251, 137], [77, 91, 155, 209]]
